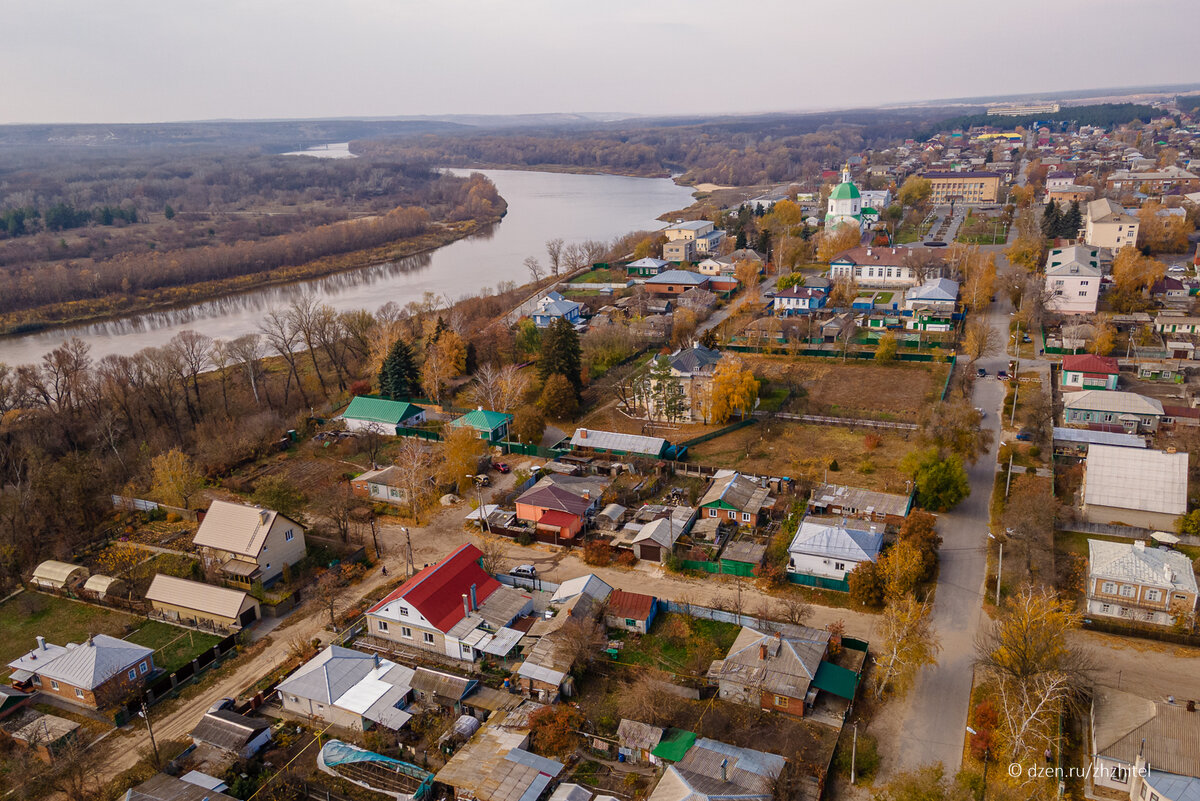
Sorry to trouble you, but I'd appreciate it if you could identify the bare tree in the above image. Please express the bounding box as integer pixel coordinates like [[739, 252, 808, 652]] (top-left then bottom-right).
[[545, 238, 564, 275], [289, 295, 330, 396], [394, 437, 437, 523], [962, 318, 998, 364], [228, 333, 265, 406], [316, 565, 344, 630], [477, 534, 508, 574], [169, 329, 211, 413], [208, 338, 233, 416], [260, 309, 310, 407], [525, 255, 545, 284], [315, 483, 362, 544]]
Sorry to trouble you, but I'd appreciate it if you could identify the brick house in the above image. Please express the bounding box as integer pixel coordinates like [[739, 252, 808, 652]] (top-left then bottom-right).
[[706, 627, 830, 718], [7, 635, 154, 710]]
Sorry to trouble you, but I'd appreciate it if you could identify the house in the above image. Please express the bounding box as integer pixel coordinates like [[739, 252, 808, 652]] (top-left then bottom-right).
[[1045, 170, 1077, 191], [351, 465, 411, 505], [605, 590, 657, 634], [664, 343, 722, 421], [903, 277, 959, 311], [923, 171, 1002, 203], [551, 574, 612, 605], [1084, 198, 1140, 250], [706, 627, 831, 718], [29, 560, 88, 591], [1082, 445, 1188, 530], [644, 270, 711, 296], [516, 475, 609, 544], [1063, 390, 1164, 433], [1046, 184, 1094, 205], [121, 774, 236, 801], [1087, 539, 1198, 626], [627, 257, 670, 277], [189, 710, 273, 759], [719, 541, 767, 576], [192, 499, 306, 588], [664, 220, 725, 255], [145, 574, 261, 631], [1154, 315, 1200, 335], [342, 395, 426, 434], [787, 516, 883, 584], [1152, 276, 1190, 301], [1091, 687, 1200, 800], [1045, 245, 1102, 315], [698, 471, 773, 527], [450, 408, 513, 442], [569, 427, 669, 458], [663, 240, 695, 262], [697, 255, 735, 276], [1060, 354, 1120, 391], [7, 634, 154, 710], [1052, 427, 1146, 458], [807, 483, 912, 526], [435, 703, 563, 801], [531, 292, 583, 328], [617, 719, 664, 764], [829, 246, 923, 288], [773, 286, 827, 315], [3, 709, 80, 763], [276, 645, 415, 732], [1106, 166, 1199, 193], [516, 594, 600, 700], [631, 517, 682, 563], [365, 544, 532, 662], [646, 738, 787, 801]]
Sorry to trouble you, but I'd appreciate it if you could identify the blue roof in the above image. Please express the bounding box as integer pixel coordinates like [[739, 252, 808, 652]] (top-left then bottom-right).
[[1052, 427, 1146, 448], [1146, 771, 1200, 801], [647, 270, 708, 285]]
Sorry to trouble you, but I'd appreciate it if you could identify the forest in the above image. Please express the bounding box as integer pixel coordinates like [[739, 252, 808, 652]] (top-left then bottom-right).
[[0, 148, 503, 328], [356, 106, 958, 186]]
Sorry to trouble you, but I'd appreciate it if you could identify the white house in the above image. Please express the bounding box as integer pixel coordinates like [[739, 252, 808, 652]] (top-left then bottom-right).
[[903, 278, 959, 311], [786, 516, 883, 582], [276, 645, 416, 732], [1086, 539, 1198, 627], [342, 396, 427, 434], [1084, 199, 1139, 250], [829, 247, 923, 288], [1044, 246, 1102, 315], [772, 286, 827, 315], [531, 292, 583, 328]]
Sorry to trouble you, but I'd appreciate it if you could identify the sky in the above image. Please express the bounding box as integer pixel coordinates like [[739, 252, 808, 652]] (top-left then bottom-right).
[[4, 0, 1199, 125]]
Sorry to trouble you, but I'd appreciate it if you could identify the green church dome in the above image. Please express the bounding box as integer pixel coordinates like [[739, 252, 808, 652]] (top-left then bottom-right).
[[829, 182, 861, 200]]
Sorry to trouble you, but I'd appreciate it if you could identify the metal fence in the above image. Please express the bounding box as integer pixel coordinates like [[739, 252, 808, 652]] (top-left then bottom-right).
[[787, 573, 851, 593], [767, 412, 919, 431], [675, 418, 757, 448]]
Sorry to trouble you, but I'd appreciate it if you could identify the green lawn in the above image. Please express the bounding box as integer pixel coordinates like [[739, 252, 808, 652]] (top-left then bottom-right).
[[569, 267, 627, 284], [126, 620, 223, 674], [0, 593, 138, 679], [615, 614, 740, 674]]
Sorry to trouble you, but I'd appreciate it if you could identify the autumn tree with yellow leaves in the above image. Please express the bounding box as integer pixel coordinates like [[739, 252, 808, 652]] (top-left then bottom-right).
[[709, 357, 759, 424]]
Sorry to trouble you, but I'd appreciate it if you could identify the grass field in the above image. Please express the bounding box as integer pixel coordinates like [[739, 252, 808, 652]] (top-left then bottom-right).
[[0, 593, 137, 679], [615, 614, 741, 673], [688, 419, 920, 491], [742, 355, 948, 422], [126, 620, 223, 673], [569, 267, 627, 284]]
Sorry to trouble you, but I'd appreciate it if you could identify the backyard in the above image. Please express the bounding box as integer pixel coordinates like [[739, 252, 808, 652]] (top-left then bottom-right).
[[126, 620, 224, 673], [612, 613, 741, 677], [569, 267, 628, 284], [688, 419, 921, 492]]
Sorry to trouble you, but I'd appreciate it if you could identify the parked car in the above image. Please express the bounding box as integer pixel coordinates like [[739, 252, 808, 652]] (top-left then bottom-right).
[[1016, 430, 1033, 441], [997, 370, 1009, 380], [208, 698, 235, 714], [491, 462, 510, 474], [977, 367, 987, 378], [509, 565, 538, 579], [1022, 334, 1032, 343], [975, 407, 986, 419]]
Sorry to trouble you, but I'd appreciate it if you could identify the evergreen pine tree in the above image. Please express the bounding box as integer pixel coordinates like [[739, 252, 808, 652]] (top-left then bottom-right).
[[1041, 200, 1060, 238], [538, 318, 583, 397], [735, 230, 748, 249], [1061, 200, 1083, 239], [700, 328, 719, 350], [378, 338, 419, 399], [648, 356, 674, 421]]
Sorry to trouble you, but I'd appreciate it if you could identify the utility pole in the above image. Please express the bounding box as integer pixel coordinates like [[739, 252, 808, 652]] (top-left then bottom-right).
[[369, 514, 381, 559], [850, 721, 858, 784], [401, 527, 415, 578], [989, 532, 1003, 606], [140, 699, 160, 768]]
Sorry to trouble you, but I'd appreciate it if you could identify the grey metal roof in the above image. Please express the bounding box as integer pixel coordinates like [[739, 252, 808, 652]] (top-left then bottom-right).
[[1064, 390, 1164, 417], [570, 428, 667, 456], [29, 634, 153, 690], [633, 518, 682, 549], [189, 710, 270, 752], [721, 541, 766, 565], [277, 645, 380, 704], [810, 483, 912, 518], [788, 517, 883, 563], [1052, 428, 1146, 448], [647, 270, 710, 286], [905, 277, 959, 302], [123, 774, 236, 801], [1088, 540, 1198, 594], [1092, 687, 1200, 777], [699, 471, 770, 515], [669, 344, 722, 375], [649, 738, 787, 801], [707, 626, 830, 700], [1084, 445, 1187, 516], [411, 667, 477, 702], [551, 574, 613, 604]]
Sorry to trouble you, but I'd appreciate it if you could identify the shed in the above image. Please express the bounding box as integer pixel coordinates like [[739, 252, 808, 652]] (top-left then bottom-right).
[[145, 574, 260, 630], [617, 719, 665, 764], [605, 590, 657, 634], [30, 561, 88, 590], [190, 710, 272, 759], [719, 541, 767, 576], [83, 575, 128, 599], [596, 504, 627, 531]]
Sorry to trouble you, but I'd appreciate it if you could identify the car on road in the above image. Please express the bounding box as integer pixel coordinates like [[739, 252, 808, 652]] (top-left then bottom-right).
[[509, 565, 537, 579], [997, 370, 1009, 380], [208, 698, 235, 714], [1022, 334, 1032, 343], [975, 407, 986, 419], [977, 367, 987, 378], [491, 462, 510, 473]]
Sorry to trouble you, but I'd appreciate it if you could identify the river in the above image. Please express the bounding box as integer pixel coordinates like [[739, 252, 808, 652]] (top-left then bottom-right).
[[0, 169, 695, 367]]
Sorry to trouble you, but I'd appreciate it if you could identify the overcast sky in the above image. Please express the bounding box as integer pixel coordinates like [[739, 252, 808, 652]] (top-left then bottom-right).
[[4, 0, 1198, 125]]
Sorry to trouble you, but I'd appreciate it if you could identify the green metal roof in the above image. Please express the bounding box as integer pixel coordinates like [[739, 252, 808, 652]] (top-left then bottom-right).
[[811, 661, 860, 700], [451, 409, 513, 432], [651, 728, 697, 762], [829, 182, 860, 200], [344, 396, 423, 425]]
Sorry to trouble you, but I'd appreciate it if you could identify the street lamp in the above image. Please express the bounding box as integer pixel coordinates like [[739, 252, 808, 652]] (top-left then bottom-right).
[[467, 474, 490, 534], [988, 532, 1003, 606], [967, 727, 990, 801]]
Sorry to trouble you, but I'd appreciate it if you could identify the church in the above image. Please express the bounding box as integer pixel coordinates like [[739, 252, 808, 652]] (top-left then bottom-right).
[[825, 166, 880, 229]]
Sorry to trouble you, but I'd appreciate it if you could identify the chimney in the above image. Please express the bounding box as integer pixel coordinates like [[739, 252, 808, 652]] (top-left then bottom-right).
[[87, 634, 94, 647], [866, 247, 872, 256], [582, 490, 590, 501], [759, 643, 767, 661], [1188, 700, 1196, 712], [469, 583, 478, 611], [720, 758, 728, 783], [579, 428, 588, 440], [463, 594, 471, 617], [36, 636, 45, 652], [373, 652, 381, 669]]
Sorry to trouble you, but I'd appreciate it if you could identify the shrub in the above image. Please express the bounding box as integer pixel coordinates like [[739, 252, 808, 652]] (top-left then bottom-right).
[[516, 530, 535, 546], [165, 512, 181, 523], [828, 459, 840, 471], [583, 540, 612, 567], [1028, 445, 1041, 458], [753, 561, 788, 589], [616, 550, 638, 567], [847, 561, 884, 607], [863, 433, 881, 452]]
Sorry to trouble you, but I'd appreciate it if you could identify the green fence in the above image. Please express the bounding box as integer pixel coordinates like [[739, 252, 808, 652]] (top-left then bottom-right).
[[679, 559, 721, 574], [843, 636, 869, 652], [718, 559, 757, 577], [397, 426, 441, 441], [787, 573, 850, 592], [676, 418, 757, 449], [722, 344, 946, 362], [499, 441, 569, 458]]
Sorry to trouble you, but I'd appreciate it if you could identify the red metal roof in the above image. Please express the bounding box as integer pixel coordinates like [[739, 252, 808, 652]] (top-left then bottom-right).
[[366, 543, 500, 633], [1061, 354, 1118, 375], [607, 589, 656, 621], [536, 510, 580, 536]]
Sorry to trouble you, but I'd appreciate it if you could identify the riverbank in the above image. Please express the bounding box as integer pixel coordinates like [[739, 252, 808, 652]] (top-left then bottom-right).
[[0, 208, 504, 338]]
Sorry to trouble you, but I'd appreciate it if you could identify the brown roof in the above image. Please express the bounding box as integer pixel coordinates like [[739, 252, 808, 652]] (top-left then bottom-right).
[[607, 590, 655, 621], [830, 246, 915, 267]]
